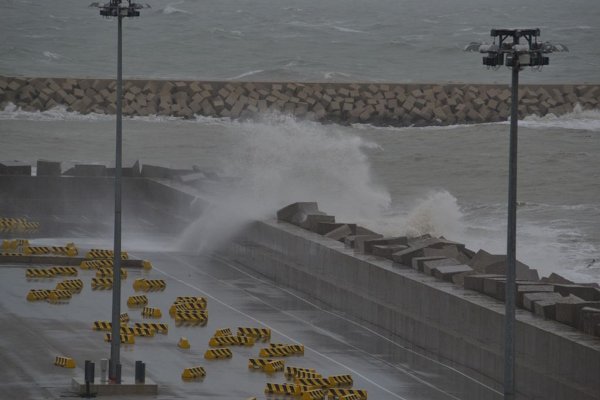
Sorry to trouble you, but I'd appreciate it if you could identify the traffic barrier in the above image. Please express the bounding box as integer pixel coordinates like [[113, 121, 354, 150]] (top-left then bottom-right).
[[85, 249, 129, 259], [96, 268, 127, 279], [327, 375, 353, 387], [50, 266, 78, 276], [181, 366, 206, 380], [50, 246, 78, 256], [264, 383, 297, 395], [174, 296, 207, 306], [295, 378, 331, 388], [92, 321, 113, 331], [55, 279, 84, 293], [237, 327, 271, 341], [120, 313, 130, 323], [26, 268, 56, 278], [127, 295, 148, 307], [47, 290, 72, 302], [204, 348, 233, 360], [26, 289, 50, 301], [175, 310, 208, 325], [169, 302, 206, 317], [1, 252, 22, 256], [104, 333, 135, 344], [338, 395, 361, 400], [178, 337, 191, 349], [302, 389, 326, 400], [23, 246, 51, 255], [285, 366, 316, 379], [259, 346, 293, 357], [22, 221, 40, 233], [213, 328, 232, 337], [248, 358, 274, 369], [141, 260, 153, 270], [271, 343, 304, 355], [133, 278, 166, 292], [208, 335, 254, 347], [121, 326, 155, 337], [91, 278, 113, 289], [80, 259, 113, 270], [296, 371, 323, 379], [141, 307, 162, 318], [263, 360, 285, 373], [327, 389, 367, 399], [2, 238, 29, 250], [54, 356, 76, 368], [134, 322, 168, 334]]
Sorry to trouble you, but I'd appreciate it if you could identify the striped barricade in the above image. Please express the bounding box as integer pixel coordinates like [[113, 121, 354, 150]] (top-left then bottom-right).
[[204, 348, 232, 360], [285, 366, 317, 379], [264, 383, 297, 395], [263, 359, 285, 373], [85, 249, 129, 259], [181, 366, 206, 380], [301, 389, 326, 400], [132, 278, 166, 292], [296, 371, 323, 379], [271, 343, 304, 355], [248, 358, 274, 369], [50, 246, 78, 257], [23, 246, 51, 255], [174, 296, 207, 307], [295, 378, 331, 389], [175, 310, 207, 326], [104, 333, 135, 344], [328, 375, 353, 387], [141, 306, 162, 318], [96, 268, 127, 279], [134, 322, 168, 334], [91, 278, 113, 289], [208, 335, 254, 347], [26, 289, 51, 301], [327, 389, 368, 399], [81, 259, 113, 270], [47, 290, 72, 302], [120, 313, 130, 323], [141, 260, 153, 270], [338, 395, 361, 400], [55, 279, 83, 293], [259, 346, 293, 358], [237, 327, 271, 341], [92, 321, 113, 331], [213, 328, 232, 337], [169, 302, 206, 317], [54, 356, 76, 368], [26, 268, 56, 278], [127, 295, 148, 307], [1, 252, 22, 256], [2, 238, 29, 250], [121, 326, 155, 337], [50, 266, 78, 276]]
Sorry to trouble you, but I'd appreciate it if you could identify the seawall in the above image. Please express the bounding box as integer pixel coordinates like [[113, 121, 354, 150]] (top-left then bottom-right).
[[1, 75, 598, 126], [225, 219, 600, 400]]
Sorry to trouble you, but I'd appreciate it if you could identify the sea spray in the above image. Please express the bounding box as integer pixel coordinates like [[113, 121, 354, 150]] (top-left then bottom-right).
[[177, 113, 391, 253]]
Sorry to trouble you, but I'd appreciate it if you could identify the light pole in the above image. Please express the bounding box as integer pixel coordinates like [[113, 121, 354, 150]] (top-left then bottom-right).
[[92, 0, 141, 383], [467, 29, 566, 399]]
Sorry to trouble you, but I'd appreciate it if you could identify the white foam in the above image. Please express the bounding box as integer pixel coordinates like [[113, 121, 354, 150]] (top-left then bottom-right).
[[515, 104, 600, 132], [332, 26, 366, 34], [162, 1, 190, 15], [228, 69, 265, 80], [43, 51, 61, 60]]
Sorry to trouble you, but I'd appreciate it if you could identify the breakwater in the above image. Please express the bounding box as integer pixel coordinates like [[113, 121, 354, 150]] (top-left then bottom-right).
[[1, 75, 598, 126]]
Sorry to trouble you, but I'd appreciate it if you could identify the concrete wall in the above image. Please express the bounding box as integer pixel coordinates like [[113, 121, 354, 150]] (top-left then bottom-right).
[[1, 75, 598, 126], [226, 219, 600, 400]]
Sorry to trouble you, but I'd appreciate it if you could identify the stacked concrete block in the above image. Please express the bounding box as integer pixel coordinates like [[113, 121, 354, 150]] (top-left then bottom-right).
[[1, 75, 598, 127]]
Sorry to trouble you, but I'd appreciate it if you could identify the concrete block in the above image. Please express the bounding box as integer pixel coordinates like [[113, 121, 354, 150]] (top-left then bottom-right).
[[314, 222, 347, 235], [36, 160, 62, 176], [71, 377, 157, 396], [325, 224, 354, 242], [353, 234, 384, 253], [553, 284, 600, 301], [580, 307, 600, 336], [276, 202, 320, 223], [0, 161, 32, 176], [522, 291, 564, 312], [64, 163, 107, 177], [363, 237, 408, 255], [482, 276, 505, 299], [300, 213, 336, 232], [372, 244, 409, 259], [411, 256, 446, 271], [555, 297, 600, 327], [422, 258, 460, 276], [433, 264, 473, 282], [517, 285, 555, 307]]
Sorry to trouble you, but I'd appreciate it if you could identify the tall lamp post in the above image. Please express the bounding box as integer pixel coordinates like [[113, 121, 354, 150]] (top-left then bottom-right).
[[91, 0, 141, 383], [466, 29, 566, 399]]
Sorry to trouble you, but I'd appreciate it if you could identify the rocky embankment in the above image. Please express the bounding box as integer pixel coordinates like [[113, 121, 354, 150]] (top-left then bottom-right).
[[1, 75, 599, 126]]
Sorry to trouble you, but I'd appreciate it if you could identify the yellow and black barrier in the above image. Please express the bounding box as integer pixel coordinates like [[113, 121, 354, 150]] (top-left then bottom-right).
[[50, 246, 78, 257], [26, 289, 50, 301], [134, 322, 168, 334], [263, 360, 285, 373], [121, 326, 155, 337], [301, 389, 326, 400], [248, 358, 274, 369], [132, 278, 166, 292], [175, 310, 208, 325], [1, 252, 23, 256], [169, 302, 206, 317], [174, 296, 207, 306], [50, 266, 78, 276], [204, 348, 232, 360], [91, 278, 113, 289], [327, 389, 368, 399], [338, 395, 362, 400], [208, 335, 254, 347], [85, 249, 129, 260], [26, 268, 56, 278], [259, 346, 293, 358], [264, 383, 297, 395], [296, 370, 323, 379], [237, 327, 271, 341], [23, 246, 51, 255], [92, 321, 113, 331], [120, 313, 130, 323], [81, 259, 113, 270], [96, 268, 127, 279], [2, 238, 29, 250], [47, 290, 72, 302], [141, 306, 162, 318], [295, 378, 330, 388], [104, 333, 135, 344], [286, 366, 316, 379], [181, 366, 206, 380], [178, 337, 191, 349], [328, 375, 353, 387], [127, 295, 148, 307], [271, 343, 304, 355], [213, 328, 232, 337], [54, 356, 76, 368], [55, 279, 83, 293]]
